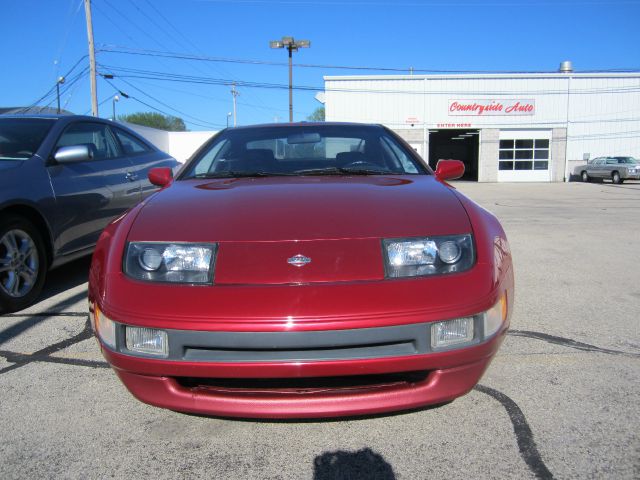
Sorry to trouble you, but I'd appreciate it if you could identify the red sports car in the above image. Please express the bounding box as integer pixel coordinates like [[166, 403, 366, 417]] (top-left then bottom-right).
[[89, 123, 514, 419]]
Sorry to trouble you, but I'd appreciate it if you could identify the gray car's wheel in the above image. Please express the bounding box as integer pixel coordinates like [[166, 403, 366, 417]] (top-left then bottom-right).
[[581, 171, 589, 182], [612, 171, 623, 184], [0, 215, 47, 313]]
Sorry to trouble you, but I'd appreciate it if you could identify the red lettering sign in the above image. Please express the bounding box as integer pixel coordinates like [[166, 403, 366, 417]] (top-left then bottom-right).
[[448, 99, 535, 116]]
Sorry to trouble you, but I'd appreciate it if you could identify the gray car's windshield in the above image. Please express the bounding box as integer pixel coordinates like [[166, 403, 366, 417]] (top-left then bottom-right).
[[614, 157, 638, 164], [181, 125, 427, 179], [0, 118, 55, 160]]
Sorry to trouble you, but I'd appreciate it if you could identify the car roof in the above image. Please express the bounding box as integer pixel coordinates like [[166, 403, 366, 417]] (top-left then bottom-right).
[[0, 114, 103, 122]]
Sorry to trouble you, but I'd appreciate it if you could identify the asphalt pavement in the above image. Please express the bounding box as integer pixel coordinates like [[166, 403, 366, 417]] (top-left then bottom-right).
[[1, 181, 638, 479]]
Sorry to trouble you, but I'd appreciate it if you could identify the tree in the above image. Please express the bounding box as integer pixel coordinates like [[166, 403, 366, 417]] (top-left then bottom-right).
[[119, 112, 187, 131], [307, 106, 325, 122]]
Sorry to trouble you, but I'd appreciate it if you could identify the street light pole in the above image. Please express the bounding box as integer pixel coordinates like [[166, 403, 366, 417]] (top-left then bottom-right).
[[288, 45, 293, 123], [269, 36, 310, 122], [230, 83, 239, 127], [56, 76, 65, 114], [112, 95, 119, 121], [226, 112, 232, 128]]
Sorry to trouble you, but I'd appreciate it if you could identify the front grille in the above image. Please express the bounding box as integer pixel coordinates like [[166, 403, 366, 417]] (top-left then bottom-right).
[[176, 370, 431, 395], [157, 322, 439, 362], [182, 339, 419, 362]]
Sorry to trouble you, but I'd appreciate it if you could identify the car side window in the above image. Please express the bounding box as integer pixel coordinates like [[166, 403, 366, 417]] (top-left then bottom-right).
[[193, 138, 230, 175], [380, 136, 418, 173], [113, 128, 152, 155], [56, 122, 120, 161], [606, 158, 617, 165]]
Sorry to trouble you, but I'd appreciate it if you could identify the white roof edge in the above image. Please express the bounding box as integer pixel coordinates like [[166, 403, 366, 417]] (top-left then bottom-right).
[[323, 72, 640, 81]]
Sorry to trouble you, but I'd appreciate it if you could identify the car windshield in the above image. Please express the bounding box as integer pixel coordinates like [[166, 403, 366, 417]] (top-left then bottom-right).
[[614, 157, 638, 164], [180, 125, 427, 179], [0, 118, 55, 160]]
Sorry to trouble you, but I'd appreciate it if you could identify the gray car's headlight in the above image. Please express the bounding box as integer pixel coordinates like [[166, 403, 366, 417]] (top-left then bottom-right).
[[383, 235, 474, 278], [124, 242, 217, 284]]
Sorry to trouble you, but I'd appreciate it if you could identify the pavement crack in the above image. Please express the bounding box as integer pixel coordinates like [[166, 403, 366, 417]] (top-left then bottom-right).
[[475, 384, 554, 480], [508, 330, 640, 358]]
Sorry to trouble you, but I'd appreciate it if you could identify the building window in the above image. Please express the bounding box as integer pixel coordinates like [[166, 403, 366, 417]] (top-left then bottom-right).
[[499, 139, 549, 171]]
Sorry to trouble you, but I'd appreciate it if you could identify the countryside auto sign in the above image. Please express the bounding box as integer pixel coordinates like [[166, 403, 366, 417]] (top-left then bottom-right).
[[449, 99, 535, 116]]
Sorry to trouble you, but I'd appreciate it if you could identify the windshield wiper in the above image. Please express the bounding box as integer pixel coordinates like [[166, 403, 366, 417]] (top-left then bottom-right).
[[190, 171, 296, 179], [295, 167, 344, 175], [339, 165, 392, 175], [296, 166, 392, 176]]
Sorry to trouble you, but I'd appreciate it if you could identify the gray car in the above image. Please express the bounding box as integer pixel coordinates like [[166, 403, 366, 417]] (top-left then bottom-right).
[[574, 156, 640, 184], [0, 115, 178, 312]]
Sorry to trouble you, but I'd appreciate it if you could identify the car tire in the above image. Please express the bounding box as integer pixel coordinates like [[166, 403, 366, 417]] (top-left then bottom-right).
[[0, 215, 47, 313], [612, 172, 623, 184], [581, 171, 589, 182]]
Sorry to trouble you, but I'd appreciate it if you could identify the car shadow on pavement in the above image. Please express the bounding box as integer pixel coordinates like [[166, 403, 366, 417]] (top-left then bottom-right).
[[313, 448, 396, 480], [37, 256, 92, 305]]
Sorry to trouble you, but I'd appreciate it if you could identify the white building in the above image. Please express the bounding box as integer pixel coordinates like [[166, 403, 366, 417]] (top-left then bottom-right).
[[124, 122, 217, 163], [324, 66, 640, 182]]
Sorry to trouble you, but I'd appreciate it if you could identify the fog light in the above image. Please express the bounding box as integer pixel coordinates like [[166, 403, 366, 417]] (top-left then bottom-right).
[[431, 317, 474, 349], [484, 293, 508, 338], [126, 326, 168, 357], [95, 306, 116, 349]]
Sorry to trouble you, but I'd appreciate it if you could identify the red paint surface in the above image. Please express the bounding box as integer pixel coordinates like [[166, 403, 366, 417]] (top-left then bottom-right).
[[90, 171, 514, 418], [147, 167, 173, 188], [435, 160, 465, 181]]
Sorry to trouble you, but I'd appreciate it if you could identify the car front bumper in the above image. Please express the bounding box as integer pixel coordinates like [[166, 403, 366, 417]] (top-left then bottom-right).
[[95, 298, 510, 418], [112, 353, 497, 419]]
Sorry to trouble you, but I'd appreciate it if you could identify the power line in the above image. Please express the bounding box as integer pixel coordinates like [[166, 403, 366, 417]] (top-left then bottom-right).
[[101, 44, 640, 75], [102, 78, 224, 129], [82, 94, 114, 116], [53, 0, 84, 79], [117, 77, 224, 128], [135, 2, 272, 112], [121, 76, 307, 115], [43, 67, 90, 109], [195, 0, 640, 5], [97, 63, 640, 96], [23, 56, 90, 112]]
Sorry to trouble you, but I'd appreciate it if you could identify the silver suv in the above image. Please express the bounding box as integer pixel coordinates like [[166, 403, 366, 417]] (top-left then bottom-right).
[[574, 156, 640, 184]]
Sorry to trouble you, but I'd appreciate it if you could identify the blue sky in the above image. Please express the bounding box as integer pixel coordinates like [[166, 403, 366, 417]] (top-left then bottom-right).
[[2, 0, 639, 130]]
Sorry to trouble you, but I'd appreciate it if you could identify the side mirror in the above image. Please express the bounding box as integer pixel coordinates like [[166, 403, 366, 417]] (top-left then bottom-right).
[[435, 159, 465, 181], [148, 167, 173, 187], [54, 145, 92, 164]]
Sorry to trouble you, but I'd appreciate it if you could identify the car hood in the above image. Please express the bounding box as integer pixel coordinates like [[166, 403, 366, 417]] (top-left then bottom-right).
[[130, 175, 470, 241], [127, 175, 472, 284]]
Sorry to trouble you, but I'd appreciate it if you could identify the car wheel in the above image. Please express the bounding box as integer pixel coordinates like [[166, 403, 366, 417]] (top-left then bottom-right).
[[581, 171, 589, 182], [612, 171, 623, 184], [0, 215, 47, 313]]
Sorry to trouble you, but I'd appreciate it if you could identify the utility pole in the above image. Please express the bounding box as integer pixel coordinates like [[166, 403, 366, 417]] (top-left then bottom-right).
[[269, 36, 310, 122], [56, 76, 65, 114], [84, 0, 98, 117], [230, 83, 239, 127]]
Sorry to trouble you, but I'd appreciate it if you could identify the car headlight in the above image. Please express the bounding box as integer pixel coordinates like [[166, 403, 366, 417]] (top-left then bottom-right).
[[124, 242, 216, 284], [383, 234, 474, 278]]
